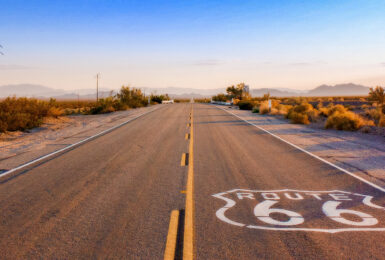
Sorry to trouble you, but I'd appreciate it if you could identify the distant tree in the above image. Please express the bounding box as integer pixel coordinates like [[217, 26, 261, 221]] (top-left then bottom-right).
[[226, 83, 245, 100], [117, 86, 147, 108], [368, 86, 384, 108]]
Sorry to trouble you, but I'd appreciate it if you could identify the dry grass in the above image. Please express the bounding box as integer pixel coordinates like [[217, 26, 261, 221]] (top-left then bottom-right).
[[325, 111, 374, 131], [286, 103, 319, 124], [0, 97, 50, 132]]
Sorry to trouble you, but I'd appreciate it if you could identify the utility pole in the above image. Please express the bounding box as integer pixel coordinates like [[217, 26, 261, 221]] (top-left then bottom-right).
[[96, 73, 100, 103]]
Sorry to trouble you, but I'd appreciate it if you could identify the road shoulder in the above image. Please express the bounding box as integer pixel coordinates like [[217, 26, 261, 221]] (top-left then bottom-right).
[[219, 105, 385, 189]]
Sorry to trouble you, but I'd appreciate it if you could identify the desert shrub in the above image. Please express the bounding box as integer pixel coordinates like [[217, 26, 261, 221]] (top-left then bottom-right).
[[379, 117, 385, 127], [0, 97, 49, 132], [327, 104, 347, 115], [271, 104, 292, 116], [89, 97, 118, 114], [259, 101, 270, 114], [288, 112, 310, 124], [287, 103, 319, 123], [48, 107, 64, 118], [151, 94, 169, 104], [307, 109, 320, 122], [365, 108, 382, 121], [194, 98, 210, 103], [212, 93, 228, 102], [238, 100, 254, 110], [325, 111, 373, 131], [318, 104, 347, 117], [116, 86, 148, 108], [285, 97, 303, 105], [291, 103, 314, 114], [252, 107, 259, 113], [368, 86, 384, 107]]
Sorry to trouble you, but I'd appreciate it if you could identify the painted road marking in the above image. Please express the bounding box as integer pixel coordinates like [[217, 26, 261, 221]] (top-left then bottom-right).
[[0, 106, 162, 179], [164, 210, 179, 260], [181, 153, 187, 166], [184, 107, 194, 260], [218, 106, 385, 193], [213, 189, 385, 233]]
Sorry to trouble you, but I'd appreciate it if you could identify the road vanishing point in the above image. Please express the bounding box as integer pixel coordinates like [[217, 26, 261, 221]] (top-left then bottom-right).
[[0, 103, 384, 259]]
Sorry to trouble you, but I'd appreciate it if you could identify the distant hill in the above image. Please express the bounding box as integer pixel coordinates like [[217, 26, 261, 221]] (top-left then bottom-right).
[[306, 83, 370, 96], [0, 83, 372, 99], [251, 83, 370, 97], [0, 84, 66, 97], [0, 84, 114, 99]]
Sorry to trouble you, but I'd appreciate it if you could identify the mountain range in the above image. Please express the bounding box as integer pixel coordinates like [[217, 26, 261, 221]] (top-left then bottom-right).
[[0, 83, 372, 99]]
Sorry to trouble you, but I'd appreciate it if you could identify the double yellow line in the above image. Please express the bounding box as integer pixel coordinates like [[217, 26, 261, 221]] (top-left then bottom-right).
[[164, 106, 195, 260], [184, 108, 194, 259]]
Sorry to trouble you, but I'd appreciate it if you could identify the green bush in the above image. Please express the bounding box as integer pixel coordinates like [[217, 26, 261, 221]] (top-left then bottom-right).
[[238, 100, 254, 110], [151, 94, 170, 104], [252, 107, 259, 113], [116, 86, 148, 108]]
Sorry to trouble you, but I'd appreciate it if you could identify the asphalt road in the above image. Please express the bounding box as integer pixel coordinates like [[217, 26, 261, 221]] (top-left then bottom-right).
[[0, 103, 384, 259]]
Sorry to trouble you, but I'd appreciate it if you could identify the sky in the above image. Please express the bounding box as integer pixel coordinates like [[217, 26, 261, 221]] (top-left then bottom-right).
[[1, 0, 385, 91]]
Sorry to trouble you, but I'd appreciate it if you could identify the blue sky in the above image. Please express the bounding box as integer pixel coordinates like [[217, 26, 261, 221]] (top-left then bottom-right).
[[1, 0, 385, 90]]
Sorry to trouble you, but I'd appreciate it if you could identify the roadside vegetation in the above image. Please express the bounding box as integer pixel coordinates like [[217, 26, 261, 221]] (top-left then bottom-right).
[[195, 98, 211, 103], [0, 85, 170, 133], [212, 85, 385, 132]]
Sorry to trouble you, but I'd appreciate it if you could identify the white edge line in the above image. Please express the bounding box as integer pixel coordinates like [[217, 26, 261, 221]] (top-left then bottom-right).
[[0, 106, 161, 179], [217, 106, 385, 193]]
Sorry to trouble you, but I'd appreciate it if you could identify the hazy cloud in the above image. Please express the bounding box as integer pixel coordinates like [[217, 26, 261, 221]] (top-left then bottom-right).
[[0, 64, 32, 70], [289, 61, 327, 67], [190, 59, 224, 66], [379, 62, 385, 67], [289, 62, 312, 66]]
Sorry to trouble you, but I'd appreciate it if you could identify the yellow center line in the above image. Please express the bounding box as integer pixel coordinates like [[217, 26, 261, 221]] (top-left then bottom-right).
[[164, 210, 180, 260], [180, 153, 187, 166], [184, 105, 194, 260]]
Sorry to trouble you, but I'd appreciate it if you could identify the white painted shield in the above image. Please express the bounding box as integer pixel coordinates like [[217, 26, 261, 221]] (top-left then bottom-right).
[[212, 189, 385, 233]]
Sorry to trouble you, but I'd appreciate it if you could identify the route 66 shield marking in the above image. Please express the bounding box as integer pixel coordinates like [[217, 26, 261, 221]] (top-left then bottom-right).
[[212, 189, 385, 233]]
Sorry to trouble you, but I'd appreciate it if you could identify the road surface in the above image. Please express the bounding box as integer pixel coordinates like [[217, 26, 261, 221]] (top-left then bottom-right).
[[0, 103, 384, 259]]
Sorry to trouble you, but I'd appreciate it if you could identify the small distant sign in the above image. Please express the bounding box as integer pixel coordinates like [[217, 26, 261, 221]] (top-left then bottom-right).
[[268, 99, 272, 109]]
